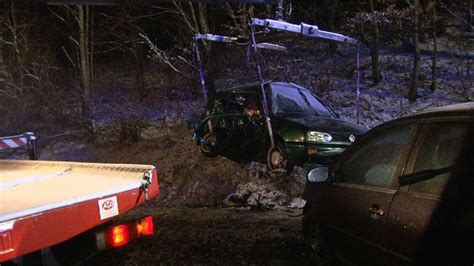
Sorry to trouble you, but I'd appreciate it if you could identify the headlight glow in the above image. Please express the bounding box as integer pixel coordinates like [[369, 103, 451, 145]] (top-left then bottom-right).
[[307, 131, 332, 143]]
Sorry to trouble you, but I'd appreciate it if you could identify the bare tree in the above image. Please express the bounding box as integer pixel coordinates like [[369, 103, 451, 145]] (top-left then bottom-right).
[[369, 0, 383, 84], [327, 0, 339, 55], [78, 5, 93, 99], [48, 5, 94, 133], [96, 7, 158, 100], [0, 4, 39, 97], [49, 5, 94, 100], [198, 3, 209, 34], [343, 2, 388, 85], [446, 37, 473, 101], [408, 0, 420, 102], [440, 0, 473, 31], [223, 3, 253, 35], [430, 0, 438, 92], [0, 4, 83, 127]]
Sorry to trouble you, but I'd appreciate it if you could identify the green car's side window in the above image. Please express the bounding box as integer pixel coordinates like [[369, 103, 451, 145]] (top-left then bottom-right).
[[409, 122, 471, 196], [338, 125, 414, 188]]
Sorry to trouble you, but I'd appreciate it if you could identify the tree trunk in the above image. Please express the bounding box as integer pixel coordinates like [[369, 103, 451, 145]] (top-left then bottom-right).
[[249, 4, 255, 20], [134, 48, 146, 101], [225, 3, 240, 32], [78, 5, 91, 99], [89, 6, 94, 97], [10, 4, 21, 66], [266, 4, 272, 18], [430, 0, 438, 92], [197, 3, 216, 99], [77, 5, 93, 136], [188, 3, 199, 32], [198, 3, 211, 54], [0, 17, 5, 77], [327, 0, 339, 55], [198, 3, 209, 34], [408, 0, 420, 102], [242, 4, 247, 32], [369, 0, 382, 84]]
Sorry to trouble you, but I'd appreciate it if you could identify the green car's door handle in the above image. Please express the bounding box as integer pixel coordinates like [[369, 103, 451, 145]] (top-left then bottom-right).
[[369, 204, 385, 219]]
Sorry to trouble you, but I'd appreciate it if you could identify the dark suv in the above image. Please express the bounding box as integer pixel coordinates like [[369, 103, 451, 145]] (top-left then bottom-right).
[[302, 102, 474, 265], [191, 81, 366, 174]]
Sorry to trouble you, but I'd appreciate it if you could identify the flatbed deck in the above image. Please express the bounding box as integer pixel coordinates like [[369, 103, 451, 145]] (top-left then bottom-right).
[[0, 160, 159, 262]]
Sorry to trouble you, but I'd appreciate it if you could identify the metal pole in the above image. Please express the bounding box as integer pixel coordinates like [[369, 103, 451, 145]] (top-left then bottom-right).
[[250, 25, 264, 81], [246, 43, 252, 67], [250, 24, 275, 149], [194, 41, 208, 105], [194, 40, 214, 134], [24, 132, 37, 160]]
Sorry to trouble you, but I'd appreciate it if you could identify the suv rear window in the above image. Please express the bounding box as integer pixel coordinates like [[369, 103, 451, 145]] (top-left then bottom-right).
[[409, 122, 471, 196]]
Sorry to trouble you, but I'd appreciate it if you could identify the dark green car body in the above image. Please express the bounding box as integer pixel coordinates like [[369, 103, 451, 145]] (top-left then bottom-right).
[[192, 81, 366, 171]]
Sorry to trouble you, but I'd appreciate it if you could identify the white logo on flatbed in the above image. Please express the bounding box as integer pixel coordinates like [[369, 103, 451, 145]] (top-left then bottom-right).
[[98, 196, 119, 220]]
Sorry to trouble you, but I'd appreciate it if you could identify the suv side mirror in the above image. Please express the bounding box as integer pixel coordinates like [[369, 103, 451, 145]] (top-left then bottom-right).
[[307, 166, 329, 183]]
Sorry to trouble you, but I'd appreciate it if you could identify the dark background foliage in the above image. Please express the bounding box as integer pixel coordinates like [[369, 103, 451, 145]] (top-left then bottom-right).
[[0, 0, 471, 137]]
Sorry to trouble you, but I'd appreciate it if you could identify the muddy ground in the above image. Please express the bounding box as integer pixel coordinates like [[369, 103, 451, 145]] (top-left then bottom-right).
[[77, 125, 309, 265], [22, 123, 309, 265], [86, 206, 309, 266]]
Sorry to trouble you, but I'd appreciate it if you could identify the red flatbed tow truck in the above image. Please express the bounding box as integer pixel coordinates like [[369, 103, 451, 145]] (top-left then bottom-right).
[[0, 133, 159, 264]]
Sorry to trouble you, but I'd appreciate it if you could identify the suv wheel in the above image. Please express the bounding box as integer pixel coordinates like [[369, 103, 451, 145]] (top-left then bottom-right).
[[303, 214, 333, 265]]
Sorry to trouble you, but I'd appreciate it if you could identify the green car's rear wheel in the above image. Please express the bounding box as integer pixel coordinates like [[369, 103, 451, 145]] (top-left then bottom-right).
[[266, 142, 293, 176], [200, 132, 218, 157]]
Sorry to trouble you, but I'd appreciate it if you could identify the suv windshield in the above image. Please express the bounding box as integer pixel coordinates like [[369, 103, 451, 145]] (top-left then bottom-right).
[[270, 83, 334, 117]]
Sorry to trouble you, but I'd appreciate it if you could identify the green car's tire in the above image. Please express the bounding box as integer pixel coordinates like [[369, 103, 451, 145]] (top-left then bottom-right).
[[200, 132, 219, 157], [266, 142, 293, 176]]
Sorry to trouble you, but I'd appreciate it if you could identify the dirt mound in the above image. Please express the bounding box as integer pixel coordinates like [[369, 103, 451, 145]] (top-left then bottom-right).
[[84, 123, 251, 207], [18, 122, 306, 208], [87, 206, 310, 266]]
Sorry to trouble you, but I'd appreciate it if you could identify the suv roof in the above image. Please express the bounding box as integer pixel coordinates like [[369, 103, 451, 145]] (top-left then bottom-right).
[[375, 102, 474, 131], [404, 102, 474, 121], [414, 102, 474, 115]]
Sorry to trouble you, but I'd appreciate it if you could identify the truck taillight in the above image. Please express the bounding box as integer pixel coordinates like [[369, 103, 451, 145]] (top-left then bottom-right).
[[96, 216, 154, 250], [108, 224, 130, 247], [137, 216, 154, 236]]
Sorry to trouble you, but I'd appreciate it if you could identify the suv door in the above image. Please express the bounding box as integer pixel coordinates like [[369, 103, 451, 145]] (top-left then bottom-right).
[[385, 120, 473, 265], [324, 124, 416, 265]]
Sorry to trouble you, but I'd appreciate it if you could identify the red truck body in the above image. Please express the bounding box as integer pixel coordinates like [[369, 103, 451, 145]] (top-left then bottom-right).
[[0, 134, 159, 263]]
